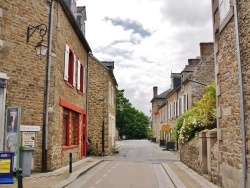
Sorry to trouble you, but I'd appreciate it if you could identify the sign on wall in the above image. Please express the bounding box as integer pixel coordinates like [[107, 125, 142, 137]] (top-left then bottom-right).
[[21, 132, 35, 147]]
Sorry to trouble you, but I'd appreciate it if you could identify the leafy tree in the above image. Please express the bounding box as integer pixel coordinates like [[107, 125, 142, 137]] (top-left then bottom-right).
[[116, 89, 151, 139], [173, 82, 216, 143]]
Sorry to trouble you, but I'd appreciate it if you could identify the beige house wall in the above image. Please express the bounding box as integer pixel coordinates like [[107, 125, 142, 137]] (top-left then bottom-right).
[[167, 91, 178, 131]]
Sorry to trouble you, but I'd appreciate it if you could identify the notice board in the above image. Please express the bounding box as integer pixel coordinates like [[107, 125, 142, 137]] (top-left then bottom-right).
[[0, 151, 14, 184]]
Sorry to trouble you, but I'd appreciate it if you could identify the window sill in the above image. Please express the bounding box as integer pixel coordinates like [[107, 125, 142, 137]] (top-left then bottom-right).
[[62, 145, 78, 151], [77, 90, 83, 95], [65, 81, 74, 88]]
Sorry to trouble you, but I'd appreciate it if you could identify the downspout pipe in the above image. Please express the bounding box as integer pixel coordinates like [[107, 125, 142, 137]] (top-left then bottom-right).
[[233, 0, 246, 187], [42, 0, 54, 173], [86, 52, 92, 157]]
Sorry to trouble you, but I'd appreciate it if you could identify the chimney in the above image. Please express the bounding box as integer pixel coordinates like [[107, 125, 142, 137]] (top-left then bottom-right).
[[153, 86, 158, 98], [188, 59, 201, 66], [200, 42, 214, 62]]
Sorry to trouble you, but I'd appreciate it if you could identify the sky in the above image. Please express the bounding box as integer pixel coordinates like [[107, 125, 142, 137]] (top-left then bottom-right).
[[77, 0, 213, 117]]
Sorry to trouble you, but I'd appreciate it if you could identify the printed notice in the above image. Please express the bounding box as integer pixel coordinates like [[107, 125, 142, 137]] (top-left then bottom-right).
[[22, 132, 35, 147], [0, 159, 11, 173]]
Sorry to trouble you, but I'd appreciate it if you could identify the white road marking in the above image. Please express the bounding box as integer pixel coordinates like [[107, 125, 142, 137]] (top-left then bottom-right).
[[102, 173, 107, 178], [95, 179, 102, 185], [153, 163, 176, 188]]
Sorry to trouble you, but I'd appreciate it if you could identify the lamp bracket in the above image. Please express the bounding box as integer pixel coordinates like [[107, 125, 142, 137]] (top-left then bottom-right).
[[27, 24, 47, 43]]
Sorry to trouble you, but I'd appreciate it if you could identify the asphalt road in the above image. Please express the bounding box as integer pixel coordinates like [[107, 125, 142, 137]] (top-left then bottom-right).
[[65, 140, 180, 188]]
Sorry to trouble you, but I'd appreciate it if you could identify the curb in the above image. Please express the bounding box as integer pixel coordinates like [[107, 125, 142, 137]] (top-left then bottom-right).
[[51, 159, 103, 188]]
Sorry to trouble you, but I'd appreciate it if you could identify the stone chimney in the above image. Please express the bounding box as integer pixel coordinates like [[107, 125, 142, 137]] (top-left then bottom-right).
[[153, 86, 158, 98], [188, 59, 201, 66], [200, 42, 214, 62]]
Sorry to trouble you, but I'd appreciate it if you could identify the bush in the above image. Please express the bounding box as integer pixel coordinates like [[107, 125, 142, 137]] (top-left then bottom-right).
[[174, 82, 216, 143]]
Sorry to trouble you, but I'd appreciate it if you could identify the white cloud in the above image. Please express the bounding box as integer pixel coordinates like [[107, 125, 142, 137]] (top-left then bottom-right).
[[77, 0, 213, 116]]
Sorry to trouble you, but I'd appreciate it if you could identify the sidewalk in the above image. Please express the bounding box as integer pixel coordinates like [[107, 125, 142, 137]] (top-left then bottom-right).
[[0, 157, 103, 188]]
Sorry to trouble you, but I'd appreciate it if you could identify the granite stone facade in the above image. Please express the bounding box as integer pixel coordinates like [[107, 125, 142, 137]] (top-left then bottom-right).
[[88, 56, 117, 156], [211, 0, 250, 187]]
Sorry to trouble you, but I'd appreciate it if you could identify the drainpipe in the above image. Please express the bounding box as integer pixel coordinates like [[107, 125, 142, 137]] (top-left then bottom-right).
[[86, 52, 92, 157], [233, 0, 246, 187], [42, 0, 54, 173]]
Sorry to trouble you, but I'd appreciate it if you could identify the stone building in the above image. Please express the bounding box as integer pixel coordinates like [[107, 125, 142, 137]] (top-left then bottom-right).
[[167, 43, 214, 129], [0, 0, 92, 172], [150, 87, 170, 142], [210, 0, 250, 187], [88, 56, 117, 155], [166, 73, 182, 132]]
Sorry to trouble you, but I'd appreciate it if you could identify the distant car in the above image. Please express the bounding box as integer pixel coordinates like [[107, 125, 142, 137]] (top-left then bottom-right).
[[86, 138, 93, 155]]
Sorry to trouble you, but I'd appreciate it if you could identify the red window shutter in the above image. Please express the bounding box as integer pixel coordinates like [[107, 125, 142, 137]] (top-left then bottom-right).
[[80, 64, 84, 93], [68, 50, 74, 85]]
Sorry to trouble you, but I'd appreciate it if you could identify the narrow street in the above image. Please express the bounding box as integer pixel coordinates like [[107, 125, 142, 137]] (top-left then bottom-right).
[[65, 140, 219, 188]]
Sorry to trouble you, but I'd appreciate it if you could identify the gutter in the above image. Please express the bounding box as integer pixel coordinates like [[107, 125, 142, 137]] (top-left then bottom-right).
[[42, 0, 54, 173], [233, 1, 247, 187]]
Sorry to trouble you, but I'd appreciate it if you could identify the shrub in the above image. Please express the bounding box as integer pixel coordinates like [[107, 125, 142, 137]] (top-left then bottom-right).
[[174, 82, 216, 143]]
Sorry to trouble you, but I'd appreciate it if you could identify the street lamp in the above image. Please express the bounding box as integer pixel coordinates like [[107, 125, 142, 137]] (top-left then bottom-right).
[[35, 40, 48, 58], [27, 24, 48, 59]]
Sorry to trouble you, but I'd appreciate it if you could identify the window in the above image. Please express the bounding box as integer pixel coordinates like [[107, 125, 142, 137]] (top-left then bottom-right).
[[168, 104, 171, 119], [71, 111, 78, 145], [62, 108, 79, 146], [173, 101, 177, 118], [64, 44, 76, 87], [178, 98, 182, 116], [60, 98, 85, 149], [183, 95, 187, 112], [219, 0, 230, 23], [109, 82, 114, 106], [77, 60, 85, 93], [62, 109, 69, 146]]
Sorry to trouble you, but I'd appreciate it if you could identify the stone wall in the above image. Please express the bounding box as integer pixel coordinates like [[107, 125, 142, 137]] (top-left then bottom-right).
[[180, 138, 200, 173], [211, 0, 250, 187], [1, 0, 51, 171], [49, 2, 89, 171], [192, 43, 215, 103], [88, 56, 116, 155], [210, 141, 219, 184]]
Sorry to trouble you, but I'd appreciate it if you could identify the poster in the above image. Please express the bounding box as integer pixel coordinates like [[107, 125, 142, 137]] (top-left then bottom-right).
[[0, 159, 11, 173], [5, 107, 20, 153]]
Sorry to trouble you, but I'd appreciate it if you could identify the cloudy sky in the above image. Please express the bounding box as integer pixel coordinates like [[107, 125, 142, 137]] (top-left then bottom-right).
[[77, 0, 213, 116]]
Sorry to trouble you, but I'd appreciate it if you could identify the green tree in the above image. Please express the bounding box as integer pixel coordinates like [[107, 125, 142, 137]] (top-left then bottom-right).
[[116, 89, 151, 139]]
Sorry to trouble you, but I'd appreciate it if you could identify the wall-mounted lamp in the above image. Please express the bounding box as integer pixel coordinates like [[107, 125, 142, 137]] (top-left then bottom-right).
[[27, 24, 48, 59]]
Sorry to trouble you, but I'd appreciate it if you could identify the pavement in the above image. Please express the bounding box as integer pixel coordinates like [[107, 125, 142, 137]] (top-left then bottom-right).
[[0, 142, 221, 188]]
